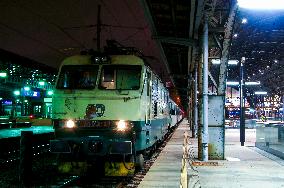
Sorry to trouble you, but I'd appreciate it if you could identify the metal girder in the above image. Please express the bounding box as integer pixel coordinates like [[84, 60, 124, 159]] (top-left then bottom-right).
[[204, 0, 217, 27], [213, 34, 222, 50], [194, 0, 205, 39], [208, 70, 217, 88], [188, 0, 198, 74], [189, 0, 196, 38], [152, 36, 197, 47], [218, 0, 238, 95], [209, 27, 225, 33], [139, 0, 175, 86], [171, 74, 188, 79], [170, 0, 177, 37]]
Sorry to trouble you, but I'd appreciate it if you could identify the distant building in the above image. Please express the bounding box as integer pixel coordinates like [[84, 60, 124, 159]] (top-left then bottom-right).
[[0, 49, 57, 118]]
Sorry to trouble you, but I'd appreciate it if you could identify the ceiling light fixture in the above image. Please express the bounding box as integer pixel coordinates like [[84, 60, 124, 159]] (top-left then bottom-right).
[[255, 91, 267, 95], [212, 59, 239, 65]]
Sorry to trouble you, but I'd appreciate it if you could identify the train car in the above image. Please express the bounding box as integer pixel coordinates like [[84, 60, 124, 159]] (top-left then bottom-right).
[[169, 99, 183, 128], [50, 51, 181, 176]]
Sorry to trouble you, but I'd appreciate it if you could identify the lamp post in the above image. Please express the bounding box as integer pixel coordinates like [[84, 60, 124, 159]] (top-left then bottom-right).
[[240, 57, 245, 146]]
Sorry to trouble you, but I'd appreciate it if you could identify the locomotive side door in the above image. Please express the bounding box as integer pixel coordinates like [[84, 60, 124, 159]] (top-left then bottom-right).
[[146, 70, 152, 124]]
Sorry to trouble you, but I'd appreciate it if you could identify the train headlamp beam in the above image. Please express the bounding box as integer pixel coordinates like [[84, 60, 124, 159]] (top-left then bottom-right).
[[66, 120, 76, 128], [117, 120, 127, 131]]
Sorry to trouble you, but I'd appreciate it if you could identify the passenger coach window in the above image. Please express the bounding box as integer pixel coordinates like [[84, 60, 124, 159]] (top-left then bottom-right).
[[100, 65, 141, 90], [56, 65, 98, 89]]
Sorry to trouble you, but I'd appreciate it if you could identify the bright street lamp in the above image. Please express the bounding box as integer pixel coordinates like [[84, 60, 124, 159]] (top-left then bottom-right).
[[238, 0, 284, 10]]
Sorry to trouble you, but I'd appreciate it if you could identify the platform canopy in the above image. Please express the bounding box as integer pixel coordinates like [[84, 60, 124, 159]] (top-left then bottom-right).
[[0, 0, 283, 108]]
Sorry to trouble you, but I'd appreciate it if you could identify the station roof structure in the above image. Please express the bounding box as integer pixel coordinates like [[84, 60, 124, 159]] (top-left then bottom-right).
[[0, 0, 283, 109]]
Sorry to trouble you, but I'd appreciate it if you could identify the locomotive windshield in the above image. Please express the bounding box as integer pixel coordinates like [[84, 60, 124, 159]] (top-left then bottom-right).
[[56, 65, 99, 89], [99, 65, 141, 90]]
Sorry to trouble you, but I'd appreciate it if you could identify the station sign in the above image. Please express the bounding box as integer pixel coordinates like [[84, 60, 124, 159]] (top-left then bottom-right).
[[22, 90, 41, 98]]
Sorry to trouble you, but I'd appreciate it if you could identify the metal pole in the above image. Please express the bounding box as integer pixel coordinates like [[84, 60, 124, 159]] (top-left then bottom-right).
[[194, 66, 198, 138], [190, 88, 194, 132], [198, 57, 203, 160], [240, 57, 245, 146], [202, 15, 209, 161]]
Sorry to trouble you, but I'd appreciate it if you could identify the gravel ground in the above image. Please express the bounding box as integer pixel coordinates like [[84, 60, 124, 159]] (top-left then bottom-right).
[[0, 153, 59, 187]]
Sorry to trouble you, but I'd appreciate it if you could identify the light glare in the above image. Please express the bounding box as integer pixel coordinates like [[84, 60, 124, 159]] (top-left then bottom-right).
[[255, 91, 267, 95], [241, 18, 248, 24], [0, 72, 7, 78], [117, 120, 127, 131], [39, 81, 45, 86], [212, 59, 239, 65], [226, 81, 239, 86], [238, 0, 284, 10], [245, 81, 260, 85], [66, 120, 75, 128], [47, 91, 53, 95], [24, 87, 30, 91], [14, 90, 20, 96]]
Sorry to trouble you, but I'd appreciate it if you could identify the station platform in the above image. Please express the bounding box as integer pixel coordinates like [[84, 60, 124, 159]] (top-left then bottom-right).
[[138, 119, 188, 187], [0, 126, 54, 139], [138, 119, 284, 188]]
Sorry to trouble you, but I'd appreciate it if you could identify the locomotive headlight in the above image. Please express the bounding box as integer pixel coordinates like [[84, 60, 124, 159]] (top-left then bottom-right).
[[117, 120, 127, 131], [66, 119, 76, 128]]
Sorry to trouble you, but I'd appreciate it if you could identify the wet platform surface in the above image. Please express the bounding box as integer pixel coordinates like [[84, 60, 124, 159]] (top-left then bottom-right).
[[138, 119, 284, 188], [189, 130, 284, 188], [0, 126, 53, 139], [138, 119, 189, 188]]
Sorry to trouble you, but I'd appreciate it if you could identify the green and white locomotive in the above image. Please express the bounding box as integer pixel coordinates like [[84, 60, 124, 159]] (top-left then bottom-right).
[[50, 51, 181, 176]]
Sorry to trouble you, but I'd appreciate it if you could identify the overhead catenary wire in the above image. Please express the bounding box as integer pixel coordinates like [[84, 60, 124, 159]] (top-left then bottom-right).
[[12, 1, 87, 50]]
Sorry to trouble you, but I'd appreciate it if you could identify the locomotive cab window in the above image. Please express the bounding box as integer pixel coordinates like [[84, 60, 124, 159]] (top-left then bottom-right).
[[99, 65, 141, 90], [56, 65, 98, 89]]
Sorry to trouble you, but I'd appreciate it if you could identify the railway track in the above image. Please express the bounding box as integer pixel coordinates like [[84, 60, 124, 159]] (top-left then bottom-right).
[[48, 124, 176, 187], [0, 124, 178, 187]]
